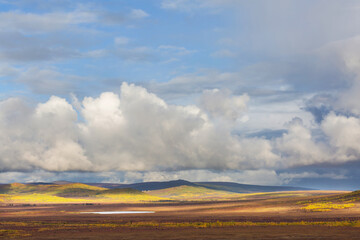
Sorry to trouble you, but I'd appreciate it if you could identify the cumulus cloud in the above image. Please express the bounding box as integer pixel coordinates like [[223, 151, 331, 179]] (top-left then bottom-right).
[[0, 83, 275, 173], [0, 97, 92, 171], [1, 83, 360, 176], [322, 113, 360, 161], [275, 117, 332, 167], [199, 88, 248, 121]]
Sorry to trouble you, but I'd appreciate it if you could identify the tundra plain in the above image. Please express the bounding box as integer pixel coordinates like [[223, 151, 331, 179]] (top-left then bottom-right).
[[1, 182, 360, 239]]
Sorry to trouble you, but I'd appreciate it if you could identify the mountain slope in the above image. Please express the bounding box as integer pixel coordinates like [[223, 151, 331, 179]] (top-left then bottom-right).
[[89, 179, 197, 191], [147, 185, 242, 201], [88, 180, 311, 193], [195, 182, 311, 193]]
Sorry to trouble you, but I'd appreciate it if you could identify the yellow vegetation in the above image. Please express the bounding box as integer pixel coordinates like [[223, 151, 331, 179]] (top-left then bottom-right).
[[302, 202, 355, 212], [0, 182, 169, 204]]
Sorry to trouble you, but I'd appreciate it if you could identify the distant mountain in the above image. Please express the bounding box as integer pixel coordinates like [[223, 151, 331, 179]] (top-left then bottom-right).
[[52, 181, 74, 185], [195, 182, 311, 193], [7, 179, 311, 194], [89, 179, 197, 191], [87, 179, 311, 193]]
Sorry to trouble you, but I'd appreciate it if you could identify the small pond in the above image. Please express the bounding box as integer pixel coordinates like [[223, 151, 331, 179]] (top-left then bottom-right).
[[80, 211, 155, 214]]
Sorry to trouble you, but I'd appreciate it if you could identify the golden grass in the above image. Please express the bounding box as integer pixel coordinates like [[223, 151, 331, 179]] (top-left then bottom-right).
[[302, 202, 355, 212], [0, 192, 168, 204]]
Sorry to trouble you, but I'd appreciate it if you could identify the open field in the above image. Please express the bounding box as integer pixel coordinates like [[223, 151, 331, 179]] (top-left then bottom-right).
[[1, 187, 360, 239]]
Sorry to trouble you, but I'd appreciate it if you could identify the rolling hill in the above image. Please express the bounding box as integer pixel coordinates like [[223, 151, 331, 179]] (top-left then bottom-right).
[[147, 185, 243, 201], [0, 180, 316, 204], [87, 179, 311, 192], [0, 182, 167, 204]]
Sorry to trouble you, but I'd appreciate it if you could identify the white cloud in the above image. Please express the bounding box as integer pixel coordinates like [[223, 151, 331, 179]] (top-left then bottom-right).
[[199, 88, 249, 122], [275, 117, 331, 167], [1, 83, 360, 174], [158, 45, 196, 56], [321, 112, 360, 161], [161, 0, 238, 12], [114, 36, 130, 45], [0, 83, 273, 172], [0, 96, 92, 171], [129, 9, 149, 19], [0, 10, 96, 32]]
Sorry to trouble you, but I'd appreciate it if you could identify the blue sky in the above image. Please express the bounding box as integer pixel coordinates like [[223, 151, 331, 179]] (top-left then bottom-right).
[[1, 0, 360, 190]]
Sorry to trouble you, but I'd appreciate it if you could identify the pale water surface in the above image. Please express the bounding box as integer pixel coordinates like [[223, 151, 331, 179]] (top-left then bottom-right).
[[80, 211, 155, 214]]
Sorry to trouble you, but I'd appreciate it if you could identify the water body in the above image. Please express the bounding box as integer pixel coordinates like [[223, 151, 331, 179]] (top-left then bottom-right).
[[80, 211, 155, 214]]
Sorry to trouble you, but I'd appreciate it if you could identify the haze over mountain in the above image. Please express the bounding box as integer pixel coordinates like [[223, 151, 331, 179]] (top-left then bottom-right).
[[1, 0, 360, 190]]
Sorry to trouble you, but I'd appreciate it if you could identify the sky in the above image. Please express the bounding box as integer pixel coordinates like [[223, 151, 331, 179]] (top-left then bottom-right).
[[1, 0, 360, 190]]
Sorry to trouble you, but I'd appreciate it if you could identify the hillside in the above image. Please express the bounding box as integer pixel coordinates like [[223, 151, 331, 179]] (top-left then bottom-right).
[[87, 179, 310, 193], [0, 180, 318, 204], [147, 185, 242, 201], [195, 182, 311, 193], [0, 182, 167, 204]]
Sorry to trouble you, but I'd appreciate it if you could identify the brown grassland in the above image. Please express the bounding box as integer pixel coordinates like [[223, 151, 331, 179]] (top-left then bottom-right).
[[1, 186, 360, 239]]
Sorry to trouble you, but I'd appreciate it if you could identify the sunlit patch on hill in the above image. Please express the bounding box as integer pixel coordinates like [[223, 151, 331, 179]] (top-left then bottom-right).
[[0, 183, 168, 204]]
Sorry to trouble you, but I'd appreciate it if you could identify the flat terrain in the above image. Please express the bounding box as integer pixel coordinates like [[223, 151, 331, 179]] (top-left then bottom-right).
[[1, 190, 360, 239]]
